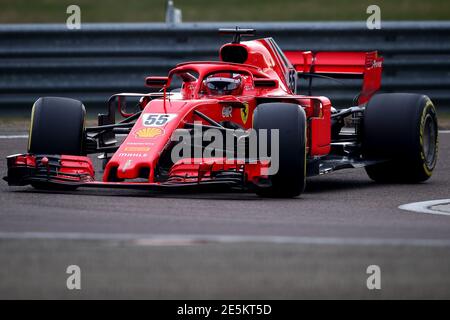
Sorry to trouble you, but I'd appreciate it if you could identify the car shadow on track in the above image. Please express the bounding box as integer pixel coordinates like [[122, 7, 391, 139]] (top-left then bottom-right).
[[305, 176, 376, 194], [9, 175, 380, 201]]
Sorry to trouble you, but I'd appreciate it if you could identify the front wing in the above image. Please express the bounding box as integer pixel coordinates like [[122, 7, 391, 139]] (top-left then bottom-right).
[[4, 154, 271, 192]]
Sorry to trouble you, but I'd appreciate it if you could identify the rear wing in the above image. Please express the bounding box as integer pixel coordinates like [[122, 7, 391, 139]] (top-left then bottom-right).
[[284, 51, 383, 105]]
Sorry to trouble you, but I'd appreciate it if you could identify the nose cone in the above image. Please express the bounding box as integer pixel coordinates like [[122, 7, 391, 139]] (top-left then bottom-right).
[[102, 99, 188, 182], [104, 127, 166, 182]]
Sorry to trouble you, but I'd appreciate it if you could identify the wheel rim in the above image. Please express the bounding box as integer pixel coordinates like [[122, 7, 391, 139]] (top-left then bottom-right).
[[422, 113, 437, 167]]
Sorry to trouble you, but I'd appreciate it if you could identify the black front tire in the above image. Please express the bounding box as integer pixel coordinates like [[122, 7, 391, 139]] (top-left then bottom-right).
[[253, 102, 306, 197], [28, 97, 86, 190], [28, 97, 86, 155], [363, 93, 438, 183]]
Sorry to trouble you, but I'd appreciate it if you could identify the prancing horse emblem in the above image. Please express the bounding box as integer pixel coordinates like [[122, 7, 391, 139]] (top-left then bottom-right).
[[241, 102, 249, 124]]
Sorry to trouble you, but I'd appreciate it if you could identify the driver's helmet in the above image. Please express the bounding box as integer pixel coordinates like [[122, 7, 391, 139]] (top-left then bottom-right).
[[203, 73, 243, 96]]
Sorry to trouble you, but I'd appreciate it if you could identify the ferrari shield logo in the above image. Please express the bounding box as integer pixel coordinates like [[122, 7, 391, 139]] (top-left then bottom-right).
[[241, 102, 249, 124]]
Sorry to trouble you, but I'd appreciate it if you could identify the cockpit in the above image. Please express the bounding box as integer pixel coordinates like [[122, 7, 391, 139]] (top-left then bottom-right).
[[146, 62, 282, 100], [202, 73, 243, 96], [165, 68, 252, 99]]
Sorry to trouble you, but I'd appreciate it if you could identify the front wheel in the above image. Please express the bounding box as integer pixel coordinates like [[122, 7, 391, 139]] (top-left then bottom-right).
[[253, 102, 306, 197], [28, 97, 86, 190], [363, 93, 438, 183]]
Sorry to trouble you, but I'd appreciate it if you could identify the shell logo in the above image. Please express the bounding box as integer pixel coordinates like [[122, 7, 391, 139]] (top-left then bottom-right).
[[135, 127, 163, 139]]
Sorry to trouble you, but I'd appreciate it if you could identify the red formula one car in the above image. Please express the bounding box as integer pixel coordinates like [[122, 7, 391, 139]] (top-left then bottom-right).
[[5, 28, 439, 197]]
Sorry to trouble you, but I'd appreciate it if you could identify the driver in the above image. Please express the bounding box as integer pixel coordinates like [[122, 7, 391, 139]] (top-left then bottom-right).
[[203, 73, 243, 96]]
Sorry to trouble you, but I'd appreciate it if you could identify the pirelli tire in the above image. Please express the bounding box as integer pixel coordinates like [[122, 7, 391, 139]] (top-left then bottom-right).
[[253, 102, 307, 198], [28, 97, 86, 190], [363, 93, 438, 183], [28, 97, 86, 155]]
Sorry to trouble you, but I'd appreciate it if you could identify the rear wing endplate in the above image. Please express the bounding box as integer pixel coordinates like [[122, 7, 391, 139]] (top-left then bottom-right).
[[284, 51, 383, 105]]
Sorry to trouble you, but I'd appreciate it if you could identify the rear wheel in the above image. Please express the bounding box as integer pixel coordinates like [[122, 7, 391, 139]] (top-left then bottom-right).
[[363, 93, 438, 183], [253, 102, 306, 197], [28, 97, 86, 190]]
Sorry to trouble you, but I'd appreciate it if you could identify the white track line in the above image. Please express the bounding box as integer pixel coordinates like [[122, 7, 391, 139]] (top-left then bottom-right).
[[0, 135, 28, 139], [399, 199, 450, 216], [0, 231, 450, 247]]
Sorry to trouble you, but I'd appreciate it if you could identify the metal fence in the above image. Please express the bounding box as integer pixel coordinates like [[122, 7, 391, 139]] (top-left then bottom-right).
[[1, 22, 450, 116]]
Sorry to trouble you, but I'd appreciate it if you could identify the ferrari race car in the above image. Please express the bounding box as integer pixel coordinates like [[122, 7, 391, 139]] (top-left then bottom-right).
[[5, 28, 439, 197]]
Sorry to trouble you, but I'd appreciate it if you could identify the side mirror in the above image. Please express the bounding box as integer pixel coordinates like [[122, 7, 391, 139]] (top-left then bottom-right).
[[254, 78, 278, 88], [145, 76, 169, 88]]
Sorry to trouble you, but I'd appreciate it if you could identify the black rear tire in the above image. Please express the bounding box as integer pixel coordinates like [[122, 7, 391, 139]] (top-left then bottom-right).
[[28, 97, 86, 155], [363, 93, 438, 183], [253, 103, 306, 197], [28, 97, 86, 190]]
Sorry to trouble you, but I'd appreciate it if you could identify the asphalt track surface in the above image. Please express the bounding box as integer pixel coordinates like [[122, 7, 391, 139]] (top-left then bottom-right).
[[0, 128, 450, 299]]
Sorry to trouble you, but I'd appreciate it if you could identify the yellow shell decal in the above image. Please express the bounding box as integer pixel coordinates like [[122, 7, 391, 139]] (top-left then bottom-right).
[[241, 102, 249, 124], [135, 127, 163, 139], [124, 146, 151, 152]]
